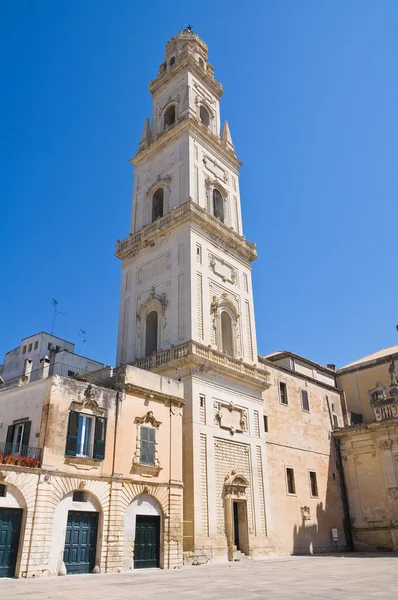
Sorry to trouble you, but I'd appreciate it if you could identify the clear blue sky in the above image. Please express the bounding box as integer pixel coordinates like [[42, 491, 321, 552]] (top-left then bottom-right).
[[1, 1, 397, 369]]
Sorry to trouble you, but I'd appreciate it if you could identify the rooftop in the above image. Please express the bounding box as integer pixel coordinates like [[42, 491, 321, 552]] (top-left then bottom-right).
[[338, 345, 398, 372]]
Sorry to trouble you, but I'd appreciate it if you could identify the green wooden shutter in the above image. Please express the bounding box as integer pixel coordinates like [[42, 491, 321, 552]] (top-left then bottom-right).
[[21, 421, 31, 456], [5, 425, 14, 454], [93, 417, 107, 460], [140, 426, 149, 465], [147, 427, 156, 466], [65, 412, 79, 456]]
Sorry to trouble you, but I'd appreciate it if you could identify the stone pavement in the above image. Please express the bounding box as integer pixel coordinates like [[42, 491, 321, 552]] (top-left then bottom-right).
[[2, 555, 398, 600]]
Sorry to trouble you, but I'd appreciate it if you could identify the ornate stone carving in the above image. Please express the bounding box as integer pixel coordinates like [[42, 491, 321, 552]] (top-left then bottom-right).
[[379, 440, 393, 451], [134, 411, 161, 428], [301, 506, 311, 521], [137, 252, 171, 284], [388, 487, 398, 500], [208, 252, 237, 285], [213, 400, 248, 435]]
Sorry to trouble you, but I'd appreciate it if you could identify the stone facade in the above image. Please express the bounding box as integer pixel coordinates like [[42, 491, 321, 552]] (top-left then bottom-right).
[[0, 367, 184, 577], [334, 348, 398, 551]]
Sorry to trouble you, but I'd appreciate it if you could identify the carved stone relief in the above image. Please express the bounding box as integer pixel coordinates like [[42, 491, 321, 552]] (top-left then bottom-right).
[[301, 506, 311, 521], [208, 252, 237, 285], [137, 252, 171, 284], [213, 400, 248, 435]]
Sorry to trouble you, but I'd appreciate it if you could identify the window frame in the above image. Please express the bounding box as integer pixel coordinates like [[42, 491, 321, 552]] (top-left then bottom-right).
[[65, 411, 107, 461], [140, 425, 156, 467], [309, 470, 319, 498], [279, 381, 288, 406], [0, 484, 6, 498], [301, 389, 310, 412], [286, 466, 296, 495]]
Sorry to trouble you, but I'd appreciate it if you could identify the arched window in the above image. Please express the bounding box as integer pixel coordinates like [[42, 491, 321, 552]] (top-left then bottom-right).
[[145, 311, 158, 356], [199, 57, 204, 68], [169, 56, 176, 66], [152, 188, 164, 222], [164, 105, 175, 129], [200, 105, 210, 127], [213, 189, 224, 222], [221, 312, 233, 356]]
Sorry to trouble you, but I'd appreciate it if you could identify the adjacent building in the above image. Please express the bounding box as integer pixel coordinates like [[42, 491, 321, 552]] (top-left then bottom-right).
[[0, 332, 104, 388], [334, 346, 398, 551]]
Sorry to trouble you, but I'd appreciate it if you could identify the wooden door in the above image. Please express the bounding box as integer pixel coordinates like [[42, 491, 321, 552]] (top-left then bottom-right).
[[0, 508, 22, 578], [134, 515, 160, 569], [63, 511, 98, 574]]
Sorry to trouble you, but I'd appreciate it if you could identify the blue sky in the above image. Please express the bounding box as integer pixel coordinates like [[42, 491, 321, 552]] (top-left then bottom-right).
[[1, 1, 397, 368]]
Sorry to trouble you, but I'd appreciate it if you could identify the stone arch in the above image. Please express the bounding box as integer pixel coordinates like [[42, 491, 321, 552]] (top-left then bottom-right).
[[118, 483, 169, 570], [136, 295, 168, 358], [212, 295, 240, 358], [47, 477, 109, 576], [145, 177, 171, 226], [205, 178, 229, 226], [0, 469, 38, 577], [123, 493, 164, 570], [162, 102, 178, 130]]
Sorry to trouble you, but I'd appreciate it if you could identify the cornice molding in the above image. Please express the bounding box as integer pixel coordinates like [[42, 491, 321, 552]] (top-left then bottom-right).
[[115, 200, 257, 264], [131, 116, 241, 169], [149, 54, 223, 99]]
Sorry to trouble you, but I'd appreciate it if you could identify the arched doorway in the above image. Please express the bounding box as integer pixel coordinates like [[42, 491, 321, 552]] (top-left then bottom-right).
[[123, 495, 162, 570], [0, 483, 26, 578], [224, 473, 250, 561], [49, 490, 102, 575]]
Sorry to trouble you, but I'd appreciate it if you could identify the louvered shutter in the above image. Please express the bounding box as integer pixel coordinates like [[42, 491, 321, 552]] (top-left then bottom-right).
[[65, 412, 79, 456], [93, 417, 107, 460]]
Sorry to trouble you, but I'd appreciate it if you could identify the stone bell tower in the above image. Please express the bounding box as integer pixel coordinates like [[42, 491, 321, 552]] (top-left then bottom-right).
[[116, 28, 272, 560]]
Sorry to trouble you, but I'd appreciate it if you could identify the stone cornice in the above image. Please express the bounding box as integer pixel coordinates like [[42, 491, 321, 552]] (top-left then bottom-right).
[[333, 419, 398, 437], [131, 115, 241, 169], [149, 54, 223, 99], [115, 200, 257, 263], [131, 341, 271, 391], [123, 382, 185, 407]]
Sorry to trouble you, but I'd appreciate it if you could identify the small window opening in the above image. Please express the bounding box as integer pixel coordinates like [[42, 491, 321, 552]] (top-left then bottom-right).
[[199, 57, 204, 68], [332, 472, 336, 481], [169, 56, 176, 66], [140, 426, 156, 466], [55, 345, 61, 353], [48, 343, 52, 350], [200, 105, 210, 127], [152, 188, 164, 222], [34, 341, 38, 350], [333, 413, 339, 428], [145, 311, 158, 356], [200, 395, 205, 408], [0, 484, 6, 498], [22, 346, 27, 354], [221, 311, 233, 356], [301, 389, 310, 412], [286, 467, 296, 494], [164, 105, 176, 129], [212, 189, 224, 222], [28, 343, 32, 352], [309, 471, 318, 497], [73, 490, 86, 502], [68, 370, 76, 377], [279, 382, 288, 405], [263, 415, 268, 433]]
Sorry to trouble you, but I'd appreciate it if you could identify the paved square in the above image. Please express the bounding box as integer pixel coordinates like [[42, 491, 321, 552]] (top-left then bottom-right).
[[2, 555, 398, 600]]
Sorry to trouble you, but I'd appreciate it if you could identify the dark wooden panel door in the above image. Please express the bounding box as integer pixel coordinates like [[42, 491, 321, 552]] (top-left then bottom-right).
[[63, 511, 98, 574], [134, 515, 160, 569], [0, 508, 22, 578]]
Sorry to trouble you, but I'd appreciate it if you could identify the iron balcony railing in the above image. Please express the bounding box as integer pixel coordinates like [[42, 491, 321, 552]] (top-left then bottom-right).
[[0, 442, 41, 461]]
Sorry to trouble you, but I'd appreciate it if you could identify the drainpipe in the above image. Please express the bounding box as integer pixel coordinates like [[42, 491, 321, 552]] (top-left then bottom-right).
[[106, 369, 122, 571], [334, 437, 353, 551]]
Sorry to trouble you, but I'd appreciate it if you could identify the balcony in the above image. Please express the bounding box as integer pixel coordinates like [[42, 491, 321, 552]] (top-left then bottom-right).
[[115, 200, 257, 263], [0, 442, 41, 468], [132, 341, 271, 389]]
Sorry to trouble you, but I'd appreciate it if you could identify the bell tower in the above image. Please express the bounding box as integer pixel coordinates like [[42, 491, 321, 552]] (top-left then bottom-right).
[[116, 28, 272, 560]]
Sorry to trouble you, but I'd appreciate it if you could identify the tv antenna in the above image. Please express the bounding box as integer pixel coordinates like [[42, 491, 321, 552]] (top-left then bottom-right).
[[51, 298, 66, 335], [79, 329, 87, 357]]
